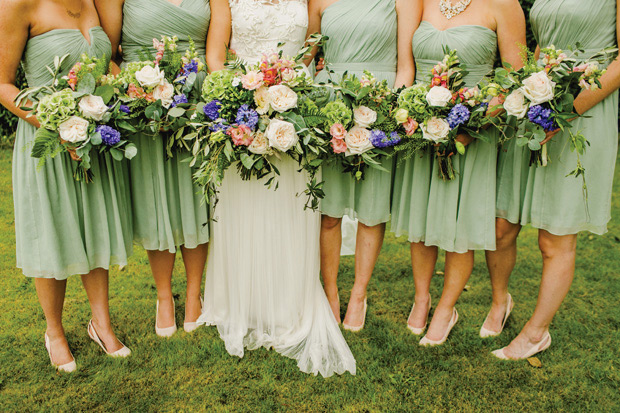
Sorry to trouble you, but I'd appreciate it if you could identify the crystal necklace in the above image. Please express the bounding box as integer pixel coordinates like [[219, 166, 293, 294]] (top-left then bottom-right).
[[439, 0, 472, 20]]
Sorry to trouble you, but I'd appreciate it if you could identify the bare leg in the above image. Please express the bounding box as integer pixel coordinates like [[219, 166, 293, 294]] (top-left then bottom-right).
[[35, 278, 73, 365], [408, 242, 437, 329], [501, 230, 577, 358], [180, 243, 208, 323], [147, 250, 177, 328], [81, 268, 124, 352], [425, 250, 474, 341], [343, 222, 386, 327], [482, 218, 522, 332], [320, 215, 343, 323]]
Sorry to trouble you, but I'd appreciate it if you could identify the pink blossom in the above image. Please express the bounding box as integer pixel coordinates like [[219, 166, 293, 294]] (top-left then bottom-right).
[[227, 125, 254, 146], [404, 118, 419, 136], [241, 71, 264, 90], [330, 137, 347, 154], [573, 64, 589, 73], [330, 123, 346, 140]]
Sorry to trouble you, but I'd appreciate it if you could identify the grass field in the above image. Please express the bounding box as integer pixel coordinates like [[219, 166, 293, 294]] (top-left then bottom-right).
[[0, 147, 619, 412]]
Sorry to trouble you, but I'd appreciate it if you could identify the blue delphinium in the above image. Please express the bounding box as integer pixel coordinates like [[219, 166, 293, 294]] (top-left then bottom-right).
[[119, 104, 131, 114], [370, 130, 402, 148], [447, 104, 471, 129], [528, 105, 556, 131], [209, 120, 229, 133], [171, 94, 188, 108], [96, 125, 121, 146], [203, 99, 222, 121], [177, 61, 199, 85], [235, 104, 259, 130]]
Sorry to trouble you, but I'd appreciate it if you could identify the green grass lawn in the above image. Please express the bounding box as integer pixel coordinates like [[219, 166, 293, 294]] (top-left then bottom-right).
[[0, 147, 619, 412]]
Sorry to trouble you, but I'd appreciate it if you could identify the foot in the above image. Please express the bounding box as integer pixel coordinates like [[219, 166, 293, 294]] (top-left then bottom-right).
[[343, 289, 367, 329], [425, 305, 457, 342], [481, 293, 512, 336], [184, 293, 202, 325], [495, 324, 551, 360], [89, 319, 124, 353], [407, 294, 431, 332], [45, 329, 74, 367], [156, 297, 176, 329]]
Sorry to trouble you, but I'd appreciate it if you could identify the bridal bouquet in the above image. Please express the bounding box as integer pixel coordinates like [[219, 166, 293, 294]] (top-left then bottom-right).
[[187, 48, 327, 209], [394, 50, 495, 180], [107, 35, 206, 156], [321, 71, 401, 180], [16, 54, 137, 182], [498, 45, 605, 176]]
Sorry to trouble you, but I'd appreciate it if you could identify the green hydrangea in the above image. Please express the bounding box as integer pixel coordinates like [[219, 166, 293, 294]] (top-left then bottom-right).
[[321, 100, 352, 127], [113, 62, 152, 87], [398, 84, 429, 115], [36, 89, 76, 130], [202, 70, 238, 102]]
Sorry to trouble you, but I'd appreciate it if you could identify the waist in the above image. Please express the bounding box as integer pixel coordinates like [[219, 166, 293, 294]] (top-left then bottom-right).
[[415, 59, 493, 85], [326, 62, 397, 73], [122, 44, 206, 63]]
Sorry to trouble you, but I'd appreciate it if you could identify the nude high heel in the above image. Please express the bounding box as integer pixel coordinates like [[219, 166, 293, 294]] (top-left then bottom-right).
[[156, 299, 177, 337], [480, 293, 514, 338], [184, 297, 204, 333], [419, 308, 459, 346], [492, 331, 552, 360], [87, 320, 131, 358], [44, 333, 76, 373], [407, 295, 432, 335], [343, 297, 367, 332]]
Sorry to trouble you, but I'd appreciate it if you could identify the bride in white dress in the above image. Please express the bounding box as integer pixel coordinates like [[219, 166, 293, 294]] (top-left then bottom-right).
[[198, 0, 356, 377]]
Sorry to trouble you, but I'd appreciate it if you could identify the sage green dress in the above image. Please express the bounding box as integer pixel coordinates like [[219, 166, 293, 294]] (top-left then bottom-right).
[[496, 0, 618, 235], [13, 27, 133, 279], [316, 0, 397, 226], [390, 21, 499, 253], [121, 0, 210, 252]]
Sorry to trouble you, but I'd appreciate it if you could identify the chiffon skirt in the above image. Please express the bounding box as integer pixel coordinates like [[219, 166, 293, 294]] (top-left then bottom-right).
[[199, 156, 356, 377]]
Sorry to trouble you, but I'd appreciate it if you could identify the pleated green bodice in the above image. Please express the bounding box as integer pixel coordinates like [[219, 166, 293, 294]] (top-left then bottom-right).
[[320, 0, 397, 73], [22, 27, 111, 87], [413, 21, 497, 87], [121, 0, 210, 63]]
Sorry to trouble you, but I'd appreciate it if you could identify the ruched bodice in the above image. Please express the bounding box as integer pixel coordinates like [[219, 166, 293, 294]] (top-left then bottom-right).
[[321, 0, 397, 72], [531, 0, 617, 63], [121, 0, 210, 62], [413, 21, 497, 87], [22, 27, 111, 87]]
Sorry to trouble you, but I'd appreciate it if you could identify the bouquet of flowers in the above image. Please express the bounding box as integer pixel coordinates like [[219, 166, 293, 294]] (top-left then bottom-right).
[[498, 45, 606, 177], [320, 71, 401, 180], [15, 54, 137, 182], [394, 49, 495, 180], [108, 35, 206, 156], [187, 43, 328, 210]]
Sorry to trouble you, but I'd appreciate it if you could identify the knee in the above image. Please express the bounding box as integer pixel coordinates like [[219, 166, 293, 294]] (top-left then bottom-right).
[[495, 219, 520, 249], [321, 215, 342, 231], [538, 231, 577, 260]]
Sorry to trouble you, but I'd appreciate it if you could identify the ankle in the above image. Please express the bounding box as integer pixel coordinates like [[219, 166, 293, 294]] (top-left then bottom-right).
[[522, 323, 549, 342], [157, 293, 174, 303], [414, 293, 430, 306], [349, 286, 367, 300], [45, 326, 66, 341], [491, 291, 510, 307]]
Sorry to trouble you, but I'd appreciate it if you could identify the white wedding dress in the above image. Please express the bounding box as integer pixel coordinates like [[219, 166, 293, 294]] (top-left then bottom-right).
[[198, 0, 356, 377]]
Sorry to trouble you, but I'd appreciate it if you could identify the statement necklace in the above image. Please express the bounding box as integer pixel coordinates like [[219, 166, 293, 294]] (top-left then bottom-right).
[[439, 0, 472, 20], [63, 0, 83, 19]]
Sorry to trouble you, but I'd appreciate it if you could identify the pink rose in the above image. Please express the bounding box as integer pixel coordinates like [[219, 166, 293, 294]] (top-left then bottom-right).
[[330, 137, 347, 154], [241, 71, 264, 90], [330, 123, 346, 140], [404, 118, 419, 136], [227, 124, 254, 146]]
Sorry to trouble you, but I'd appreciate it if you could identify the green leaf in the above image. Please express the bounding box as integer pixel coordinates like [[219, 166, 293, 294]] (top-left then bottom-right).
[[31, 128, 59, 159], [528, 140, 542, 151], [110, 147, 124, 161], [77, 73, 96, 95], [168, 107, 186, 118], [94, 85, 114, 104], [90, 132, 102, 146], [240, 153, 255, 169], [455, 141, 466, 155], [124, 143, 138, 159]]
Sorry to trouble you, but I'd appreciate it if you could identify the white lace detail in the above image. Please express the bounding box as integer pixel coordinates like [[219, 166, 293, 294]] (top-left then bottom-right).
[[229, 0, 308, 64]]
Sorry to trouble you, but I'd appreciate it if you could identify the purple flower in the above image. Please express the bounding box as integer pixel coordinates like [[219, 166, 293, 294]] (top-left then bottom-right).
[[183, 60, 199, 74], [447, 104, 471, 129], [96, 125, 121, 146], [528, 105, 556, 131], [235, 104, 259, 130], [120, 105, 131, 114], [203, 99, 222, 121], [209, 121, 228, 132], [370, 130, 401, 148], [171, 94, 188, 108]]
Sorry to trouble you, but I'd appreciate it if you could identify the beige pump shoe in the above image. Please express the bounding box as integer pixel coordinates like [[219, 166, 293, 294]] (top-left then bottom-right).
[[156, 299, 178, 337], [87, 320, 131, 358], [44, 333, 76, 373], [407, 295, 432, 335], [492, 331, 552, 360], [480, 293, 514, 338], [343, 297, 368, 332], [420, 308, 459, 346]]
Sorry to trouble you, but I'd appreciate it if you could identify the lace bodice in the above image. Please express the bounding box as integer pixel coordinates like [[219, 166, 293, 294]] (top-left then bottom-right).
[[229, 0, 308, 64]]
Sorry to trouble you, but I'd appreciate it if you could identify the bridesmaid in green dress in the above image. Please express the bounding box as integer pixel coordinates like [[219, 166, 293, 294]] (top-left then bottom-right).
[[97, 0, 210, 337], [306, 0, 417, 328], [390, 0, 525, 345], [488, 0, 620, 359], [0, 0, 133, 372]]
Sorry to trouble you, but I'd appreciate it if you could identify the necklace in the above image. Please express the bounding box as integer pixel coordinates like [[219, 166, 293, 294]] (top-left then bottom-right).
[[63, 0, 83, 19], [439, 0, 472, 20]]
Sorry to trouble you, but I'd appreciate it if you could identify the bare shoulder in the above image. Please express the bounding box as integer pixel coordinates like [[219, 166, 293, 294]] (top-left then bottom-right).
[[489, 0, 522, 14], [0, 0, 37, 15]]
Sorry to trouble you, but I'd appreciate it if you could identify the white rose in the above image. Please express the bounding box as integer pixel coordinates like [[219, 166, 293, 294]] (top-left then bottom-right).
[[78, 95, 108, 121], [353, 106, 377, 128], [58, 116, 90, 143], [135, 65, 165, 88], [522, 71, 556, 105], [421, 117, 450, 142], [426, 86, 453, 107], [254, 86, 271, 115], [248, 131, 269, 155], [344, 126, 374, 155], [503, 89, 529, 119], [153, 80, 175, 108], [266, 119, 299, 152], [267, 85, 298, 113]]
